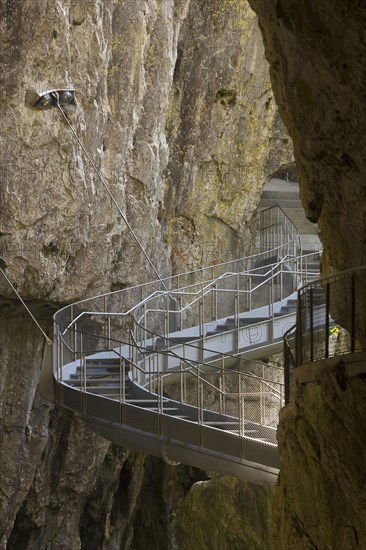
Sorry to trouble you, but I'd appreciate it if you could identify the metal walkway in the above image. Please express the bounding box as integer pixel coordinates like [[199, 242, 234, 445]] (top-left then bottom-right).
[[40, 205, 322, 484]]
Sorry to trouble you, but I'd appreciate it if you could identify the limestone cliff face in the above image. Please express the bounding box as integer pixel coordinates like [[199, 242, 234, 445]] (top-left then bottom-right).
[[247, 1, 366, 547], [0, 1, 293, 548], [248, 0, 366, 276], [164, 1, 292, 272], [273, 363, 366, 549]]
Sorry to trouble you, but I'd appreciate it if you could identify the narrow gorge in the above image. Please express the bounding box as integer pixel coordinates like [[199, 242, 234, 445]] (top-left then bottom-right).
[[1, 1, 365, 549]]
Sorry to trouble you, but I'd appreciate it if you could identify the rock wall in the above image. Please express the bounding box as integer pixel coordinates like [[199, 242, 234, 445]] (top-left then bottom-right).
[[0, 1, 292, 548], [273, 363, 366, 549], [164, 0, 292, 272], [247, 1, 366, 547], [248, 0, 366, 276]]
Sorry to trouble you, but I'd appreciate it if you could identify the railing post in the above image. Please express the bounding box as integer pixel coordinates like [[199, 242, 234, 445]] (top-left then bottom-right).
[[122, 357, 126, 403], [284, 334, 291, 404], [73, 322, 77, 361], [183, 364, 187, 404], [157, 370, 162, 436], [180, 361, 184, 403], [222, 355, 226, 416], [238, 373, 243, 438], [235, 294, 239, 353], [310, 287, 314, 361], [81, 332, 86, 415], [213, 283, 218, 321], [107, 316, 111, 350], [236, 273, 240, 317], [143, 302, 147, 350], [260, 380, 263, 426], [296, 289, 303, 367], [325, 283, 330, 359], [249, 276, 252, 311], [197, 367, 200, 424], [177, 296, 182, 331], [119, 356, 125, 424], [219, 375, 223, 415], [351, 273, 356, 353], [199, 298, 204, 363], [164, 313, 168, 347], [269, 279, 274, 343]]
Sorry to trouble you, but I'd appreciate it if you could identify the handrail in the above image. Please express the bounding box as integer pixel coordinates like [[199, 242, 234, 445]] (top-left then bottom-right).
[[54, 207, 300, 322], [58, 325, 284, 436], [51, 205, 318, 478]]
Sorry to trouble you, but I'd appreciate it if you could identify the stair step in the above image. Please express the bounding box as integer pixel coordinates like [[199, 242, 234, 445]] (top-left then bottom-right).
[[85, 360, 123, 366], [78, 366, 122, 373], [280, 305, 297, 313], [260, 198, 303, 209], [70, 374, 124, 381], [225, 317, 267, 325], [261, 190, 300, 200]]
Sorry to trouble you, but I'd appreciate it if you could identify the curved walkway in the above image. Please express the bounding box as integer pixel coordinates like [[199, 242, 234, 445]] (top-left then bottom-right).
[[41, 206, 321, 484]]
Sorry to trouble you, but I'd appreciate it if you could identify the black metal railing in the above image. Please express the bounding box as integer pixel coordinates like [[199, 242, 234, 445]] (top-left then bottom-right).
[[284, 266, 366, 403]]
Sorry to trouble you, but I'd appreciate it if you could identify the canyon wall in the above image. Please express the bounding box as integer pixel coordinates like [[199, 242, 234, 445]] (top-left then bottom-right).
[[248, 1, 366, 547], [0, 1, 292, 548]]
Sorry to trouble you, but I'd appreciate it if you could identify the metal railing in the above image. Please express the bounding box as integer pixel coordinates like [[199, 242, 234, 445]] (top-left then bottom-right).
[[284, 266, 366, 403], [56, 329, 283, 441], [51, 205, 322, 471], [54, 207, 304, 365]]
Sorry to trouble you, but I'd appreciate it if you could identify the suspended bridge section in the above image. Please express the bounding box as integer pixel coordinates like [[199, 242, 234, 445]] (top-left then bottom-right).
[[41, 206, 323, 484]]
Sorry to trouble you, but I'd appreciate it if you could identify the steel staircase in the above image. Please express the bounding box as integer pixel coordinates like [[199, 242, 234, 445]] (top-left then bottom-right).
[[41, 199, 323, 484]]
